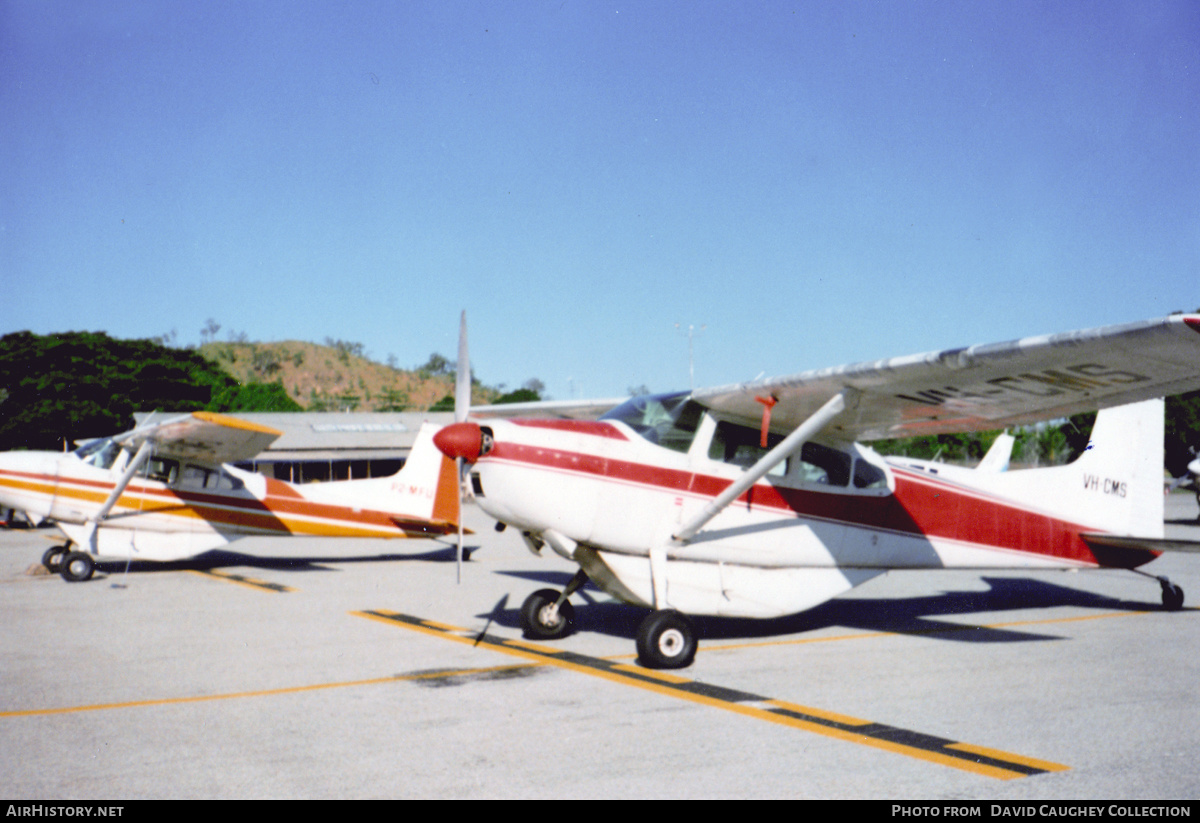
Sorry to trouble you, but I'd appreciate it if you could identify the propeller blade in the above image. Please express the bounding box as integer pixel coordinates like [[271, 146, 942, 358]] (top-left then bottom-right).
[[454, 311, 470, 580], [456, 456, 464, 584], [455, 310, 470, 424]]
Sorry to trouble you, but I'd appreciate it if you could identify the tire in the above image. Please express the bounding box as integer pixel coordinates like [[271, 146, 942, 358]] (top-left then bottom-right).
[[1163, 583, 1185, 611], [519, 588, 575, 640], [636, 610, 697, 669], [60, 551, 95, 583], [42, 546, 67, 573]]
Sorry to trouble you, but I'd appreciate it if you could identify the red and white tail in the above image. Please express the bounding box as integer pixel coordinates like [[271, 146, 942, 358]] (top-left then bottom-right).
[[995, 399, 1164, 538]]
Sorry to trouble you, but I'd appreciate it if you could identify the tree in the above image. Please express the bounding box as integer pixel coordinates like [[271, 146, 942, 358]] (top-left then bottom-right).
[[494, 388, 540, 404], [1166, 391, 1200, 477], [417, 353, 453, 376], [0, 331, 240, 449], [200, 318, 221, 345], [377, 387, 410, 411], [210, 381, 302, 412]]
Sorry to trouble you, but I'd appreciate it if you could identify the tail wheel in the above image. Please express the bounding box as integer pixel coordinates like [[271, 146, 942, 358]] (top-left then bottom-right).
[[520, 588, 575, 640], [60, 552, 95, 583], [1162, 581, 1185, 611], [42, 546, 67, 573], [636, 610, 697, 669]]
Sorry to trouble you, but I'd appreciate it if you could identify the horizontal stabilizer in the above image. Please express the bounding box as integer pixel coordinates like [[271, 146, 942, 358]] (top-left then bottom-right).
[[1082, 533, 1200, 554]]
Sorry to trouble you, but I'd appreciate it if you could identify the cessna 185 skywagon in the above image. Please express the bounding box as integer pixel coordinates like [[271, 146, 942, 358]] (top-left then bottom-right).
[[435, 314, 1200, 668], [0, 411, 462, 582]]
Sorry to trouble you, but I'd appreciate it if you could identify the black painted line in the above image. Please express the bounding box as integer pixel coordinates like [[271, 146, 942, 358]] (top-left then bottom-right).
[[356, 609, 1069, 780]]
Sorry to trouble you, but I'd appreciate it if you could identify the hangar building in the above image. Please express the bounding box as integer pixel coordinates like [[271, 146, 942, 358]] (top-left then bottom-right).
[[136, 411, 455, 483]]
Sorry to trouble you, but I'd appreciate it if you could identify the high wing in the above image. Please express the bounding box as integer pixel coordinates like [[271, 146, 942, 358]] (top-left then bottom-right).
[[113, 411, 282, 465], [695, 314, 1200, 441], [470, 398, 627, 420]]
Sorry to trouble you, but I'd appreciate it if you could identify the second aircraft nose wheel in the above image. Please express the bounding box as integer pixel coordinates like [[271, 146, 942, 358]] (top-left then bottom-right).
[[520, 588, 576, 640]]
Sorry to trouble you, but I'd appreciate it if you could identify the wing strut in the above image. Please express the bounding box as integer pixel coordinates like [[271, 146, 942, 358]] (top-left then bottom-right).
[[81, 439, 155, 551], [672, 389, 855, 543]]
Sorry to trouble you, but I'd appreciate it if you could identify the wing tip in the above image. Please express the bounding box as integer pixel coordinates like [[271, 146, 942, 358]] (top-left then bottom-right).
[[191, 411, 283, 437]]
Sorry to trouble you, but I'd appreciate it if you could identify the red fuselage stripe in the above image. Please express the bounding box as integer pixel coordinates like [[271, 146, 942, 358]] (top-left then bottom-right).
[[483, 441, 1106, 565]]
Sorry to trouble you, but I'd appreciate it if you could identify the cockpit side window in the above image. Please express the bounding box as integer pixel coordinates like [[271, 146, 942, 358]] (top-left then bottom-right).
[[853, 456, 888, 489], [600, 391, 704, 454], [707, 420, 856, 486], [177, 464, 244, 490], [708, 420, 787, 475], [793, 441, 851, 487], [147, 457, 179, 485]]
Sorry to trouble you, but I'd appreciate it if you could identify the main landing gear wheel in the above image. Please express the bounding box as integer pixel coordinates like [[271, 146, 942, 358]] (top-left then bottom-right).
[[42, 545, 67, 573], [1161, 579, 1185, 611], [60, 551, 95, 583], [520, 588, 576, 640], [636, 609, 697, 669]]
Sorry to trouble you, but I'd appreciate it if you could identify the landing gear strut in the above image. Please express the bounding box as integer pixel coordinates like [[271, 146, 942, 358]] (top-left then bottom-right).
[[519, 568, 590, 640]]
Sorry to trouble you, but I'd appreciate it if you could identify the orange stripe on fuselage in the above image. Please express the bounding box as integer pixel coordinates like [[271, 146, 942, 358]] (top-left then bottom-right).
[[0, 468, 456, 538]]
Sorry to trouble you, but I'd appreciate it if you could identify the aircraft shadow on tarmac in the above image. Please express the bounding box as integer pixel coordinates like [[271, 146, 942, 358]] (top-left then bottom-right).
[[489, 569, 1189, 645], [85, 539, 476, 577]]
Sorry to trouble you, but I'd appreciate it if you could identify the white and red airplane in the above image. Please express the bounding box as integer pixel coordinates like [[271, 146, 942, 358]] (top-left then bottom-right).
[[0, 411, 462, 582], [435, 314, 1200, 668]]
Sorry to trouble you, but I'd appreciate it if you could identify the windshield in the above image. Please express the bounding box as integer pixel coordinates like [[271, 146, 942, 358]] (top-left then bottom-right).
[[75, 438, 121, 469], [600, 391, 704, 453]]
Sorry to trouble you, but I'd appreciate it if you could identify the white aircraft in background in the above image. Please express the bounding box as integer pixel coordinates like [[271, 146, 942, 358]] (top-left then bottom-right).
[[1167, 452, 1200, 510], [0, 411, 462, 582], [435, 314, 1200, 668]]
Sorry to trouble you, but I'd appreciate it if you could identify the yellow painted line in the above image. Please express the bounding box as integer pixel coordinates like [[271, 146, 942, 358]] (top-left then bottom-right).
[[947, 742, 1071, 774], [766, 699, 872, 727], [500, 638, 568, 655], [611, 664, 691, 683], [355, 609, 1067, 780], [187, 569, 294, 593], [0, 665, 529, 719]]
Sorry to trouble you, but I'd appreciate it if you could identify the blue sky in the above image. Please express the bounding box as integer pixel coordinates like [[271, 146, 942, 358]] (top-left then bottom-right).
[[2, 1, 1197, 401]]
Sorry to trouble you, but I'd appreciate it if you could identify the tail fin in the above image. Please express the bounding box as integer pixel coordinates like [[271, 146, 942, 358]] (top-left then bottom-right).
[[977, 432, 1014, 472], [1002, 399, 1163, 538], [389, 422, 462, 531], [1070, 398, 1164, 537], [300, 422, 462, 533]]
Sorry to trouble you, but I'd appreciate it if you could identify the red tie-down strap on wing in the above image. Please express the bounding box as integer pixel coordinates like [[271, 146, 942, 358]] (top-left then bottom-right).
[[754, 395, 778, 449]]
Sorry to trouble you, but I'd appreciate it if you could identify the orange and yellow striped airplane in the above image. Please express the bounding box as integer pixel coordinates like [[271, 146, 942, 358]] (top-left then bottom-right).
[[0, 411, 463, 581]]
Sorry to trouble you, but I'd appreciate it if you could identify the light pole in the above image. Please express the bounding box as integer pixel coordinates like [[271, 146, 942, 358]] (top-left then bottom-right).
[[675, 323, 706, 390]]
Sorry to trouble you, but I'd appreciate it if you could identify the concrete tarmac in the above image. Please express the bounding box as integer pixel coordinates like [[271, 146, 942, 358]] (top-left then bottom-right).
[[1, 495, 1198, 799]]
